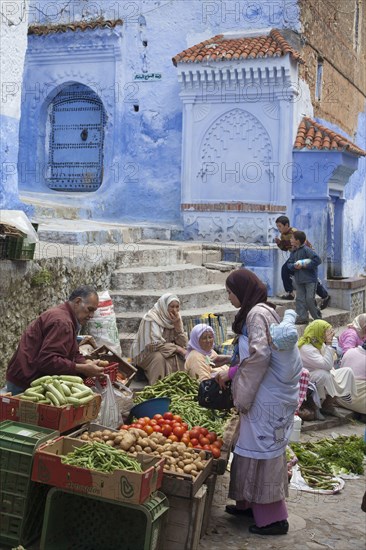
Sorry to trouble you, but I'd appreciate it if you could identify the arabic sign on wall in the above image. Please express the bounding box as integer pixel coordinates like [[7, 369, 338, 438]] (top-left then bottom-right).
[[134, 73, 162, 81]]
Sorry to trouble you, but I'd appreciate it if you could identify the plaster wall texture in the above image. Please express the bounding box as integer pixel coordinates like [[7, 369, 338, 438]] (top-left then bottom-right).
[[0, 0, 29, 210], [0, 253, 116, 386]]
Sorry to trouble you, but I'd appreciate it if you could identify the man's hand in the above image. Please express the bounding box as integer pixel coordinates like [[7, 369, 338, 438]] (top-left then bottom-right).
[[274, 237, 281, 245], [75, 361, 104, 377]]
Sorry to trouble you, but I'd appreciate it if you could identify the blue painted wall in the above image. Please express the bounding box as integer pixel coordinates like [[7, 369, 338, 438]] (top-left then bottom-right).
[[17, 0, 300, 224]]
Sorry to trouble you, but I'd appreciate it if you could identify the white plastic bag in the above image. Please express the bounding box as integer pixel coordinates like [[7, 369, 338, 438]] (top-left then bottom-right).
[[112, 382, 135, 422], [94, 376, 120, 429], [0, 210, 39, 243], [86, 291, 122, 355]]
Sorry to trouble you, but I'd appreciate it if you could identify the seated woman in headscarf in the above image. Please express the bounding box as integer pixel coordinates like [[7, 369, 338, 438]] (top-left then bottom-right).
[[298, 320, 357, 416], [185, 323, 230, 382], [338, 314, 366, 354], [334, 341, 366, 415], [130, 293, 188, 385]]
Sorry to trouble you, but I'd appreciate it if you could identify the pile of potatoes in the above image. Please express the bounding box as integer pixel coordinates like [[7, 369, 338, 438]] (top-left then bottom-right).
[[78, 427, 209, 477]]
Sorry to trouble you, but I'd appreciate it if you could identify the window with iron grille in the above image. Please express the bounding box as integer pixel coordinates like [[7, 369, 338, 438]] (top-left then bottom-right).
[[46, 83, 106, 192]]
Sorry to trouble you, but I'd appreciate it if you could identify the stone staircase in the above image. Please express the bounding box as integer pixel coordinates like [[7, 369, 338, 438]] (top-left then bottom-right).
[[30, 216, 352, 357], [109, 241, 239, 356]]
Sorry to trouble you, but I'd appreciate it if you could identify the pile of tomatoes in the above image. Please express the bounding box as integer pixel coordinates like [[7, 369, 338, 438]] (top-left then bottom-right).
[[120, 411, 223, 458]]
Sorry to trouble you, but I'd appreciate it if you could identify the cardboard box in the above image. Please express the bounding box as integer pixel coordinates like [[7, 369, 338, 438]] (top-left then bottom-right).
[[87, 345, 137, 386], [32, 436, 165, 504], [0, 394, 101, 434], [161, 451, 213, 498]]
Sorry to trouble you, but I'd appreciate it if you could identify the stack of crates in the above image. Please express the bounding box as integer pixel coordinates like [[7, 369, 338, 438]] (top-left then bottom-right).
[[40, 488, 169, 550], [0, 420, 59, 548], [6, 222, 38, 261]]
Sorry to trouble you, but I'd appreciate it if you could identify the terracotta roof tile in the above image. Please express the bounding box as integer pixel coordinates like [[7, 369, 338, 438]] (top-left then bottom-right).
[[172, 29, 304, 66], [294, 117, 366, 156], [28, 17, 123, 35]]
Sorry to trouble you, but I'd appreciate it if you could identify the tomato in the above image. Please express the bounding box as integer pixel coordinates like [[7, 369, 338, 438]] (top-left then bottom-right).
[[162, 425, 172, 437], [199, 427, 209, 436], [202, 444, 211, 450], [206, 432, 217, 443], [190, 438, 199, 447], [149, 419, 157, 426], [153, 425, 162, 433], [138, 417, 146, 425], [181, 436, 190, 445], [134, 423, 144, 430], [158, 418, 166, 426], [181, 422, 189, 431], [119, 424, 130, 430], [189, 429, 200, 440], [173, 426, 185, 440], [215, 438, 224, 449], [163, 412, 174, 420], [153, 414, 163, 420], [172, 414, 182, 423], [200, 437, 210, 446], [143, 425, 154, 435], [143, 416, 151, 424], [210, 446, 221, 458], [168, 434, 178, 442]]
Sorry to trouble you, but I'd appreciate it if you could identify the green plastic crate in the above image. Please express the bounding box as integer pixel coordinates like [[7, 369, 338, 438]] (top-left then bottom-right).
[[6, 222, 38, 261], [0, 420, 59, 548], [41, 489, 169, 550]]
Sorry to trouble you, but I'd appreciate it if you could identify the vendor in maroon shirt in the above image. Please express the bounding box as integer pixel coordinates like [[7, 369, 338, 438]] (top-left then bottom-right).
[[6, 285, 105, 395]]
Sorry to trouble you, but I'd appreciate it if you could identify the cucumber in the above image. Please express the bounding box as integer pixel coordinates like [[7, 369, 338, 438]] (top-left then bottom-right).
[[72, 389, 93, 399], [18, 394, 38, 401], [66, 396, 81, 406], [77, 394, 95, 405]]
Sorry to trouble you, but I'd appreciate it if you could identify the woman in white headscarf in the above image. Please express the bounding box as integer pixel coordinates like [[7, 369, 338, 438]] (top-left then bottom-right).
[[338, 314, 366, 354], [130, 293, 188, 384]]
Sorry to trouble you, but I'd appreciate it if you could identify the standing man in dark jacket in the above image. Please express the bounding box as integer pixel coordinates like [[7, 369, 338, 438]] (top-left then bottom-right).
[[288, 231, 322, 324], [6, 285, 104, 394]]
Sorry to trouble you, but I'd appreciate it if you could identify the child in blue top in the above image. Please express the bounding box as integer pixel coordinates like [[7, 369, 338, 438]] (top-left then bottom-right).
[[287, 230, 322, 324]]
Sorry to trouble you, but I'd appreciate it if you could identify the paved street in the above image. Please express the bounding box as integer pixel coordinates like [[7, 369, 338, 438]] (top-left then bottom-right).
[[199, 422, 366, 550]]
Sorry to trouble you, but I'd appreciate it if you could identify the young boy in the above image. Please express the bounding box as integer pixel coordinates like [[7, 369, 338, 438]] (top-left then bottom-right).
[[288, 231, 322, 324], [275, 215, 330, 309]]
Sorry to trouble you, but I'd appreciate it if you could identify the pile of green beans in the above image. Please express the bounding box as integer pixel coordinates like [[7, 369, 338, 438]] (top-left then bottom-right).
[[300, 465, 339, 490], [134, 371, 199, 402], [61, 442, 143, 473]]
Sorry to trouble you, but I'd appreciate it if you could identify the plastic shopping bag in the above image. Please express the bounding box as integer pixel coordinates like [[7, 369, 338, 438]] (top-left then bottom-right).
[[94, 376, 120, 429]]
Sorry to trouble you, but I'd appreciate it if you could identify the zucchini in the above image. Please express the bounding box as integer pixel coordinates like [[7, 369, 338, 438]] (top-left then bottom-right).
[[77, 394, 95, 405], [71, 389, 93, 400], [61, 383, 71, 397], [45, 383, 66, 405], [18, 394, 38, 401], [66, 396, 81, 406], [30, 376, 52, 387], [45, 391, 60, 407], [58, 375, 84, 384]]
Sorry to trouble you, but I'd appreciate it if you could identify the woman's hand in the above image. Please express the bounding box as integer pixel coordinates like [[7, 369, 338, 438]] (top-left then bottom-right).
[[175, 345, 186, 357], [169, 309, 183, 331], [212, 354, 230, 367], [216, 370, 230, 389], [325, 328, 335, 345]]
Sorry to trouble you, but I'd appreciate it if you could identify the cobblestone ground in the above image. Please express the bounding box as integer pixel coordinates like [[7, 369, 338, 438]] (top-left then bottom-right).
[[199, 422, 366, 550]]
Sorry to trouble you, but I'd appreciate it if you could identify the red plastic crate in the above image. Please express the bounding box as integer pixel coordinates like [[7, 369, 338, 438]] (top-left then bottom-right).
[[84, 362, 119, 387]]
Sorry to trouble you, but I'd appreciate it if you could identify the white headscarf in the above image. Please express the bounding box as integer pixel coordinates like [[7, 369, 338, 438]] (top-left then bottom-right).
[[131, 293, 180, 358], [348, 314, 366, 338]]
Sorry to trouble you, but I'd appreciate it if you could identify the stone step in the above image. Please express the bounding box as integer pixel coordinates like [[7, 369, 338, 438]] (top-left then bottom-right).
[[110, 284, 228, 312], [116, 303, 238, 335], [113, 241, 219, 268], [111, 263, 211, 291]]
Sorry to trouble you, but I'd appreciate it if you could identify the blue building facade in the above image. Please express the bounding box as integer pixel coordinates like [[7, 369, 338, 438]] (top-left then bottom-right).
[[1, 0, 365, 280]]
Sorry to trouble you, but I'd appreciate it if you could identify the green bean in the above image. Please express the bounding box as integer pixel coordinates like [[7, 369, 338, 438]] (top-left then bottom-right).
[[61, 442, 143, 473]]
